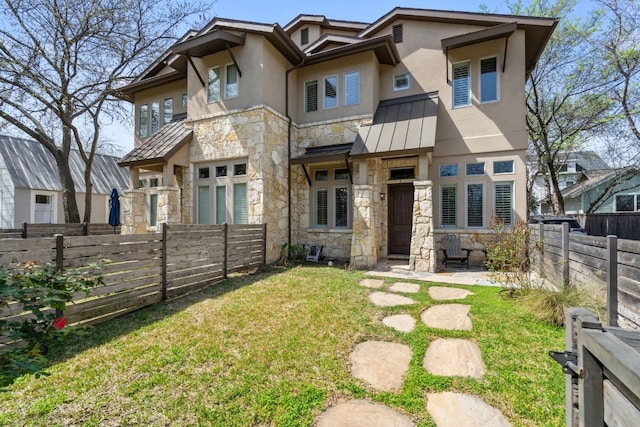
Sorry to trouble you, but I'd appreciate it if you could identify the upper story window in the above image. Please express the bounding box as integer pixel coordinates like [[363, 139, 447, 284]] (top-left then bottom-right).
[[225, 64, 238, 99], [150, 101, 160, 134], [615, 194, 639, 212], [181, 93, 188, 108], [466, 162, 485, 176], [393, 73, 410, 91], [301, 28, 309, 45], [480, 56, 498, 103], [324, 75, 338, 109], [452, 61, 471, 108], [344, 71, 360, 106], [207, 66, 220, 103], [493, 160, 514, 174], [163, 98, 173, 125], [392, 24, 403, 43], [440, 164, 458, 177], [138, 104, 148, 138], [305, 80, 318, 112]]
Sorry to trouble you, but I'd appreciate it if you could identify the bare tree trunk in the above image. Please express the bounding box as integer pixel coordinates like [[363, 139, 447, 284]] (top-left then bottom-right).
[[83, 167, 93, 223], [52, 150, 81, 223]]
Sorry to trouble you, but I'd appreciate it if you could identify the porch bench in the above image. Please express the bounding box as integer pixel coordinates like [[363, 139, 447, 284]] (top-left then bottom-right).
[[440, 234, 473, 269]]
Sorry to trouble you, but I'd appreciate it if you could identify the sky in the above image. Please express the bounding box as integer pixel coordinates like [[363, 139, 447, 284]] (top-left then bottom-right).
[[106, 0, 597, 154]]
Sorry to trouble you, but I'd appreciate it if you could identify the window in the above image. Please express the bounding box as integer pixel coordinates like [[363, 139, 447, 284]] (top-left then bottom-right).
[[344, 71, 360, 106], [392, 24, 403, 43], [480, 57, 498, 103], [615, 194, 638, 212], [138, 104, 148, 138], [198, 186, 210, 224], [493, 160, 514, 174], [149, 194, 158, 227], [163, 98, 173, 125], [301, 28, 309, 45], [467, 183, 484, 227], [151, 101, 160, 134], [149, 178, 159, 187], [196, 160, 248, 224], [207, 66, 220, 103], [225, 64, 238, 99], [393, 73, 410, 91], [494, 182, 513, 225], [215, 186, 226, 224], [216, 166, 227, 177], [452, 61, 471, 108], [440, 164, 458, 177], [324, 76, 338, 109], [441, 185, 457, 227], [181, 93, 188, 108], [234, 163, 247, 176], [466, 162, 485, 176], [312, 167, 350, 228], [304, 80, 318, 112], [233, 183, 247, 224], [390, 168, 415, 180], [198, 167, 210, 179], [138, 179, 146, 189], [34, 194, 54, 223]]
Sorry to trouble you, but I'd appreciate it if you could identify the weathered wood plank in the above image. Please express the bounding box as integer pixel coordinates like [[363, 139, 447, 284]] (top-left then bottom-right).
[[603, 379, 639, 427]]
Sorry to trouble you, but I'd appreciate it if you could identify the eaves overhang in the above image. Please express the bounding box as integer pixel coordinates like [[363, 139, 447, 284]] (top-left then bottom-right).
[[302, 34, 400, 66], [441, 22, 518, 51], [171, 30, 246, 58], [112, 70, 185, 102]]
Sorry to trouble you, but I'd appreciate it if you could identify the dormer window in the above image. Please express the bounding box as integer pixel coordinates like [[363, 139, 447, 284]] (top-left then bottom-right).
[[301, 28, 309, 45], [392, 24, 403, 43]]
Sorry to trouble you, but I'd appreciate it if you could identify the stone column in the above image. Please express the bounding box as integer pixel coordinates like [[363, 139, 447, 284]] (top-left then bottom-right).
[[350, 185, 379, 268], [156, 187, 181, 225], [409, 180, 436, 273], [120, 189, 146, 235]]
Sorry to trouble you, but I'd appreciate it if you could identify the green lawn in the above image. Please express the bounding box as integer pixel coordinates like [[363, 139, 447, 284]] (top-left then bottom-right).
[[0, 266, 565, 426]]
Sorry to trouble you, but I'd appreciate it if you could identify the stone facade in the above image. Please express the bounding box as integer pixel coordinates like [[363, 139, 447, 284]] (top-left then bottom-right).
[[120, 190, 146, 234], [350, 185, 379, 267], [409, 181, 436, 272]]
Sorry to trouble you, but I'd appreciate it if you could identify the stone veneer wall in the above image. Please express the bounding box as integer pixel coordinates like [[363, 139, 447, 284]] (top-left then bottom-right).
[[187, 105, 289, 264], [433, 229, 494, 268], [120, 190, 146, 234], [155, 187, 181, 225], [409, 181, 436, 273], [350, 185, 379, 267]]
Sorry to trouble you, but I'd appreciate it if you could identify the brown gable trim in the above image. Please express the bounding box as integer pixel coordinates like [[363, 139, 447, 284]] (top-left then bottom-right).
[[283, 14, 368, 34], [304, 34, 365, 55], [441, 22, 517, 51], [172, 30, 246, 57], [303, 35, 400, 66], [114, 71, 185, 102]]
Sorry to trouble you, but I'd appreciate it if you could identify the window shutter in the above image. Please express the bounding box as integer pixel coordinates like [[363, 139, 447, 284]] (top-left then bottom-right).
[[441, 185, 457, 226], [233, 183, 247, 224], [467, 184, 483, 227], [344, 71, 360, 106], [316, 189, 328, 226], [480, 57, 498, 102], [452, 62, 470, 107], [494, 182, 513, 224], [305, 80, 318, 112], [216, 185, 226, 224], [197, 186, 210, 224], [392, 24, 403, 43]]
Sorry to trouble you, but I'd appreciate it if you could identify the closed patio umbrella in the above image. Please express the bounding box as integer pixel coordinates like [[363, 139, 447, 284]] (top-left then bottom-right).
[[108, 188, 120, 233]]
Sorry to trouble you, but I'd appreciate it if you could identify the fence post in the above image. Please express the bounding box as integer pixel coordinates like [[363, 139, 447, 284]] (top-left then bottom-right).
[[82, 222, 88, 236], [55, 234, 64, 318], [565, 307, 595, 427], [262, 223, 267, 266], [223, 223, 228, 279], [562, 222, 570, 288], [607, 235, 619, 327], [538, 222, 545, 275], [22, 222, 27, 238], [161, 223, 167, 300]]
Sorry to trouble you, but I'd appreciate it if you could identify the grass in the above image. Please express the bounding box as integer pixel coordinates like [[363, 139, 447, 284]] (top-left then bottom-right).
[[0, 265, 565, 426]]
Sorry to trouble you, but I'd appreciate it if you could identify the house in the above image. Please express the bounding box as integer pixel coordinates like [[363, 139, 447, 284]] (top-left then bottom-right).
[[116, 7, 557, 272], [561, 168, 640, 214], [0, 135, 130, 228], [528, 150, 610, 214]]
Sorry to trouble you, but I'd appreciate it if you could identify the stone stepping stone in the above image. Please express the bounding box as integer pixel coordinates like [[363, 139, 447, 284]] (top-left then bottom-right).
[[423, 338, 486, 378], [350, 341, 412, 391], [429, 286, 474, 301], [421, 304, 472, 330], [359, 278, 384, 289], [382, 314, 416, 333], [317, 399, 415, 427], [368, 291, 417, 307], [388, 282, 421, 293], [427, 392, 511, 427]]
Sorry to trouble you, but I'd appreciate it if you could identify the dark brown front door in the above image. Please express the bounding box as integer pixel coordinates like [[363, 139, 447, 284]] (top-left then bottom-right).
[[388, 184, 414, 255]]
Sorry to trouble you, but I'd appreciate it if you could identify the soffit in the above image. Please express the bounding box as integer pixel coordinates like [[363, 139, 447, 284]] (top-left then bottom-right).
[[118, 118, 192, 168]]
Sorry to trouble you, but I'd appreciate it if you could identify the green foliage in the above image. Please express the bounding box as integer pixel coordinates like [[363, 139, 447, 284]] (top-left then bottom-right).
[[0, 262, 103, 390], [484, 218, 532, 290], [522, 285, 606, 326]]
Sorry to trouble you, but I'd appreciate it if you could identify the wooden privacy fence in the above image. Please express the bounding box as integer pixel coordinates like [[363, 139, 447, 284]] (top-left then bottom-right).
[[0, 223, 266, 332], [586, 212, 640, 241], [552, 308, 640, 427], [0, 222, 121, 239], [530, 223, 640, 329]]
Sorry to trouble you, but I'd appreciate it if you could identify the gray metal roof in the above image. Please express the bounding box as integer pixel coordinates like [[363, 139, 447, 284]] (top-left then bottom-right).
[[291, 143, 353, 165], [118, 118, 192, 167], [0, 134, 129, 194], [351, 93, 438, 158]]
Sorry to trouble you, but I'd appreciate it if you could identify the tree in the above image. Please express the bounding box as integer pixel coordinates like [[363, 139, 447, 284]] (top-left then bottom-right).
[[510, 0, 613, 214], [0, 0, 204, 222]]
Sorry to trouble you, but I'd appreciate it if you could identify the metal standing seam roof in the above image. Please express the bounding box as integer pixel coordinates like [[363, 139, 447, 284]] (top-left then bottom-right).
[[118, 118, 193, 168], [0, 134, 129, 194], [350, 92, 439, 158]]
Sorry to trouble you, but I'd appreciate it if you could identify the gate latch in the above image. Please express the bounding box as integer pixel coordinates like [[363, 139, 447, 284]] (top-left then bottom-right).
[[549, 350, 583, 378]]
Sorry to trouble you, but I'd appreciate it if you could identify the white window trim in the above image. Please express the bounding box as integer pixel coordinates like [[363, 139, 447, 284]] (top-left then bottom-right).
[[452, 60, 471, 108], [493, 160, 515, 175], [465, 182, 485, 228], [393, 73, 410, 91], [479, 55, 500, 104], [465, 162, 486, 176], [31, 190, 57, 224], [225, 63, 239, 99], [439, 163, 459, 178], [195, 160, 249, 224], [311, 167, 351, 229], [323, 75, 338, 110], [614, 194, 640, 212]]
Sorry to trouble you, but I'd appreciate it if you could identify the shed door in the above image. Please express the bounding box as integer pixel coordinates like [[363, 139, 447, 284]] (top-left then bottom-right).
[[388, 184, 414, 255]]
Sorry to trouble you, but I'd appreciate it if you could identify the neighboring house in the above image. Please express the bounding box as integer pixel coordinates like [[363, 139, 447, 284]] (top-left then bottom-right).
[[561, 168, 640, 214], [529, 151, 610, 214], [0, 135, 130, 229], [116, 7, 557, 271]]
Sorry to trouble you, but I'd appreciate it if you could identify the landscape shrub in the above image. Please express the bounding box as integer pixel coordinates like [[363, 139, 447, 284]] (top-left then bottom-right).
[[484, 218, 532, 291]]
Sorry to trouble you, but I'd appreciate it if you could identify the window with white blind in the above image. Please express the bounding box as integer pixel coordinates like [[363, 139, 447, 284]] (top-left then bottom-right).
[[151, 101, 160, 134], [196, 160, 248, 224], [480, 56, 498, 103], [138, 104, 148, 138], [312, 167, 350, 229], [452, 61, 471, 108], [494, 182, 513, 225], [163, 98, 173, 125], [225, 64, 238, 99], [207, 66, 220, 103], [466, 183, 484, 227], [344, 71, 360, 106], [324, 75, 337, 109], [305, 80, 318, 112], [440, 185, 457, 227]]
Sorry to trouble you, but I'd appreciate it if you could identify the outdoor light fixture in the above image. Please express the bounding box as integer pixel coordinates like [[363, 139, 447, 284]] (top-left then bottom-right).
[[380, 192, 386, 200]]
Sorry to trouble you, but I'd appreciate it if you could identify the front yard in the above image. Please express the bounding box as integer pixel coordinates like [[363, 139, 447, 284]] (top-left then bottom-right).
[[0, 266, 564, 426]]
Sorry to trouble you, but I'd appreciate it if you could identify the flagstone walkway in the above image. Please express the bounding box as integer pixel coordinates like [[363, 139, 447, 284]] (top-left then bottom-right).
[[315, 277, 512, 427]]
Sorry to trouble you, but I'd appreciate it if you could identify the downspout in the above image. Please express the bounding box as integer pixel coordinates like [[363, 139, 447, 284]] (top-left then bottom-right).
[[285, 60, 304, 249]]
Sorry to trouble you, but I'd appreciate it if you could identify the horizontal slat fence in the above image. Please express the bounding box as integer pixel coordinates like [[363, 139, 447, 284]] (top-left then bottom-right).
[[0, 223, 121, 239], [1, 223, 266, 343], [531, 224, 640, 329], [586, 212, 640, 240]]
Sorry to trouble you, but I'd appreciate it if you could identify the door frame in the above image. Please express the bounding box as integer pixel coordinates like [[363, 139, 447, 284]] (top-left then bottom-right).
[[387, 183, 414, 256]]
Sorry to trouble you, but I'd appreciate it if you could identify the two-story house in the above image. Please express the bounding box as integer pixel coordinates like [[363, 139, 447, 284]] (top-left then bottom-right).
[[116, 7, 557, 272]]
